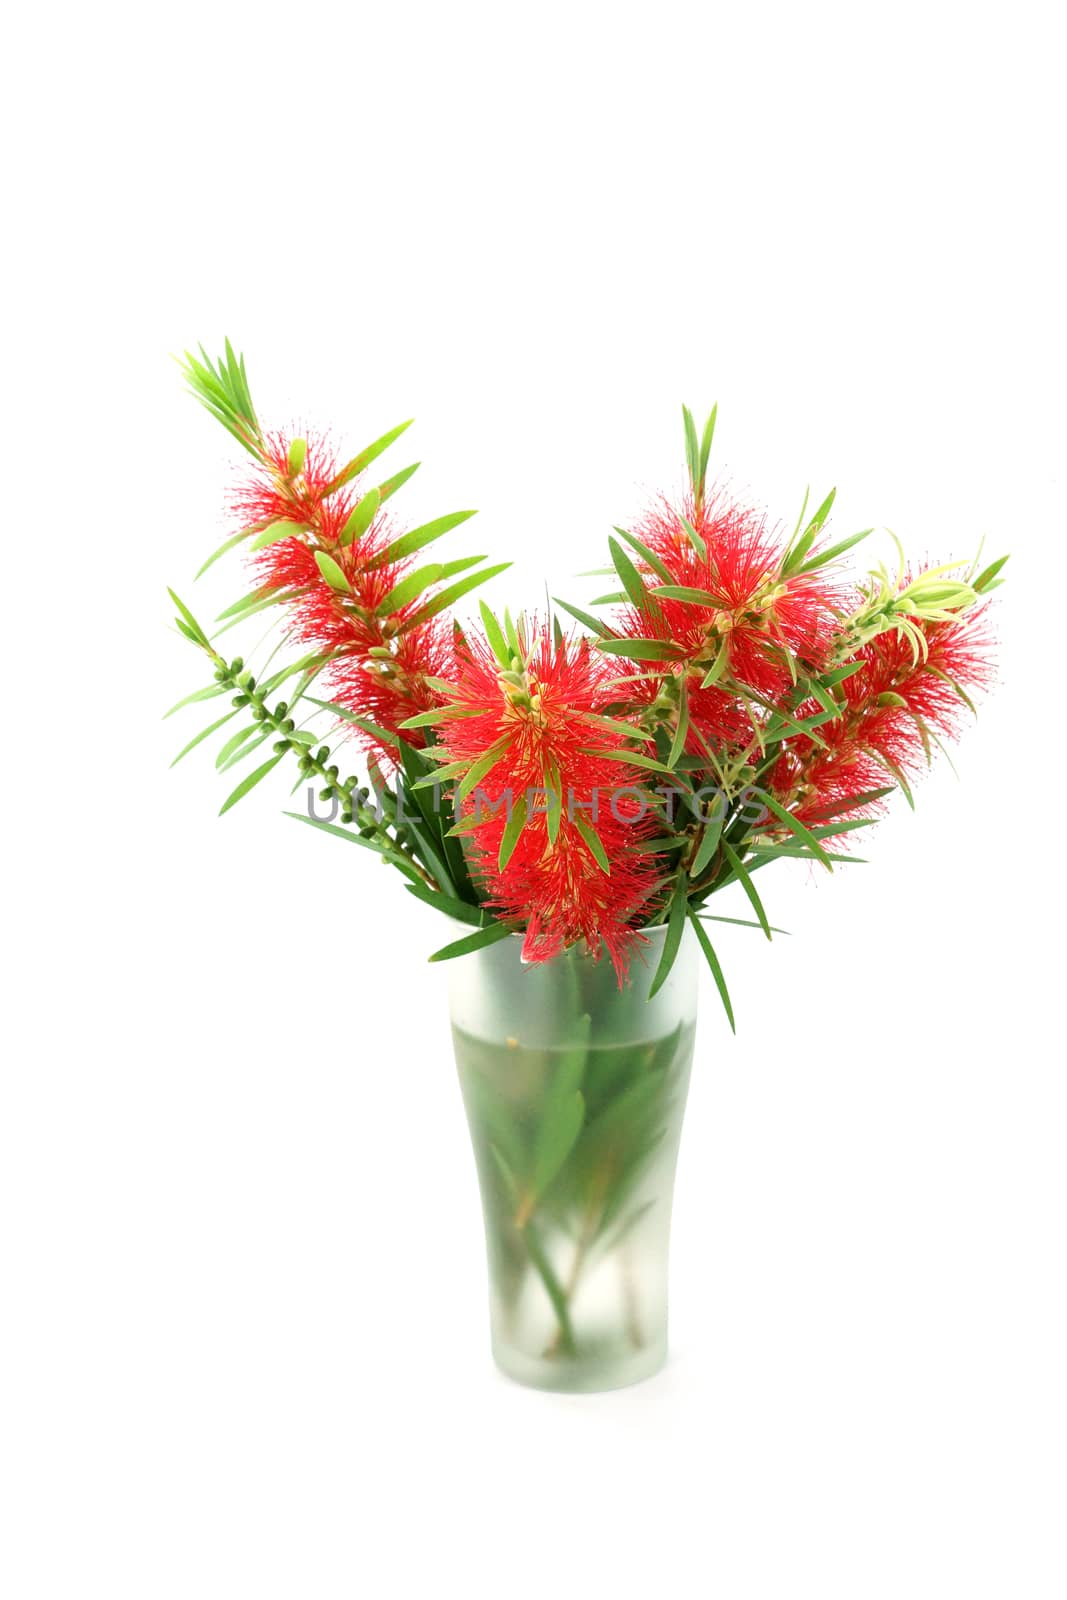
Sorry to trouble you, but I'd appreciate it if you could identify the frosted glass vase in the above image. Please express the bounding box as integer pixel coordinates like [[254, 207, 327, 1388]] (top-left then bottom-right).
[[448, 926, 697, 1392]]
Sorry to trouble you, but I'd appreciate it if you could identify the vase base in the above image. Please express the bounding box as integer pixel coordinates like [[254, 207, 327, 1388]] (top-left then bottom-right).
[[491, 1334, 668, 1394]]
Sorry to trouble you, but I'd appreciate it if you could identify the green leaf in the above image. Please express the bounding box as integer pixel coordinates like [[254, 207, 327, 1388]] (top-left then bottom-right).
[[762, 704, 837, 748], [503, 608, 523, 659], [783, 487, 837, 575], [377, 461, 420, 502], [805, 677, 841, 717], [168, 588, 211, 647], [368, 510, 478, 568], [402, 562, 511, 629], [306, 699, 401, 748], [574, 815, 610, 873], [326, 419, 414, 493], [746, 845, 864, 865], [315, 551, 350, 591], [649, 872, 689, 998], [170, 709, 238, 766], [552, 596, 616, 636], [479, 600, 510, 666], [719, 841, 772, 938], [678, 514, 707, 562], [580, 747, 674, 775], [796, 526, 872, 577], [651, 585, 720, 604], [700, 636, 731, 688], [195, 529, 252, 580], [219, 753, 283, 815], [873, 751, 915, 809], [284, 812, 423, 883], [802, 787, 892, 822], [163, 682, 225, 719], [688, 912, 735, 1033], [698, 404, 718, 490], [612, 527, 675, 586], [578, 712, 653, 741], [249, 519, 305, 552], [596, 639, 686, 662], [457, 735, 513, 803], [339, 487, 381, 546], [374, 562, 444, 615], [752, 786, 834, 870], [543, 757, 563, 847], [215, 722, 263, 768], [399, 705, 480, 730], [497, 794, 528, 871], [609, 536, 654, 612], [217, 728, 272, 772], [973, 553, 1009, 593], [428, 923, 515, 962], [215, 582, 276, 622], [403, 881, 486, 926], [697, 913, 791, 934], [532, 1088, 585, 1200], [668, 677, 690, 767], [682, 404, 700, 491], [691, 796, 725, 876]]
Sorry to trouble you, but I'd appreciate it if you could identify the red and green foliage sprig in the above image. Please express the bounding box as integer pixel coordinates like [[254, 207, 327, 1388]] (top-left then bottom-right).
[[168, 346, 1006, 1028]]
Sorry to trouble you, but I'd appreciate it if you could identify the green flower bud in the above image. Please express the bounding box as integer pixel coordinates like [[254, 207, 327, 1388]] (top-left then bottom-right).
[[287, 437, 307, 477]]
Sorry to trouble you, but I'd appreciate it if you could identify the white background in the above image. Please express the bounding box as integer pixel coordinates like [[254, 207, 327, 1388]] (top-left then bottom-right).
[[3, 2, 1065, 1596]]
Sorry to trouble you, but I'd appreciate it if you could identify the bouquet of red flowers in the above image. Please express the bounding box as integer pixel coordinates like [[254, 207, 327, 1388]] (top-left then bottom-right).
[[169, 344, 1003, 1029], [167, 344, 1006, 1392]]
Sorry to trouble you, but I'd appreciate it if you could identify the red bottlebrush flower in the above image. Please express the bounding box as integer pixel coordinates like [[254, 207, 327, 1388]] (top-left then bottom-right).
[[615, 489, 844, 705], [433, 621, 662, 977], [770, 605, 996, 833], [230, 429, 350, 536], [227, 432, 453, 754]]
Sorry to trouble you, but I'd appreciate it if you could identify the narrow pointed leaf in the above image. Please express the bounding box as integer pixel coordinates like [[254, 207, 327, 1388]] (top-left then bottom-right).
[[689, 911, 735, 1032], [497, 795, 528, 871], [326, 419, 414, 493], [368, 510, 478, 568], [613, 527, 675, 585], [195, 529, 252, 579], [403, 562, 510, 629], [170, 709, 237, 766], [574, 815, 610, 873], [250, 519, 305, 552], [428, 923, 515, 963], [374, 562, 445, 615], [339, 487, 381, 546], [219, 753, 283, 815], [609, 536, 653, 612], [649, 872, 689, 998], [753, 786, 834, 870], [315, 551, 350, 591], [719, 841, 772, 938], [479, 600, 510, 666], [168, 588, 210, 647]]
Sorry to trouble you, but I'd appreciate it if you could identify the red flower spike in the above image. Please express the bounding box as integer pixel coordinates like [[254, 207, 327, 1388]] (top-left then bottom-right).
[[433, 622, 662, 978], [615, 488, 845, 702], [227, 429, 450, 756], [770, 606, 997, 836]]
